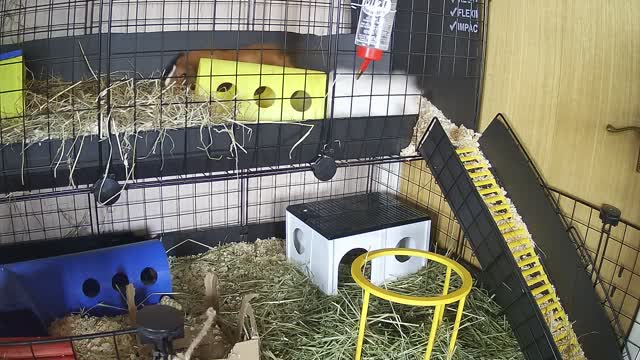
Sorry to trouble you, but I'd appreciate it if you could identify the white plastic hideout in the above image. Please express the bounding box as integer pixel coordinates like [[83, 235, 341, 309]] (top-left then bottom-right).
[[285, 193, 431, 296]]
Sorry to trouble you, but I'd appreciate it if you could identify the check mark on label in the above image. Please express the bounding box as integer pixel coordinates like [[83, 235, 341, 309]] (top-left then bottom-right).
[[450, 6, 458, 16], [449, 20, 457, 31]]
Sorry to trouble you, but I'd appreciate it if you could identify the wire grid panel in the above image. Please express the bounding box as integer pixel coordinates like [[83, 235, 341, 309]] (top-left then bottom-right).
[[552, 189, 640, 348], [0, 0, 351, 45], [0, 0, 89, 44], [373, 160, 477, 267], [0, 0, 487, 239], [100, 164, 376, 235], [97, 173, 242, 236], [0, 189, 94, 242], [246, 164, 371, 224], [0, 164, 376, 243], [247, 0, 352, 35]]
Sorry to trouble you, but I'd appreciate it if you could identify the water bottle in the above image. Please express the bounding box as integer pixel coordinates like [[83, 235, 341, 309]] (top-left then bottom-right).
[[354, 0, 398, 79]]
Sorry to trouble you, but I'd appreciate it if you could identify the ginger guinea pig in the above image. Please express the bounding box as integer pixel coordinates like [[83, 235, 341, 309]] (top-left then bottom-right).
[[164, 43, 295, 90]]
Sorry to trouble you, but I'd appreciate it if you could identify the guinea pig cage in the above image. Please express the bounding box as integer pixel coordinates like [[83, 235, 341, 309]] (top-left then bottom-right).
[[0, 0, 638, 359]]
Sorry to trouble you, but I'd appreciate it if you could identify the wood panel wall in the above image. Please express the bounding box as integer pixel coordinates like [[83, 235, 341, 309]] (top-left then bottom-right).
[[479, 0, 640, 224]]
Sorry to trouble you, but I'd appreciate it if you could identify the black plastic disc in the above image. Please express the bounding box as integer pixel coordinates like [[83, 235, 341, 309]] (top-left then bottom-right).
[[137, 304, 184, 335], [312, 155, 337, 181], [136, 304, 185, 354], [93, 176, 121, 205]]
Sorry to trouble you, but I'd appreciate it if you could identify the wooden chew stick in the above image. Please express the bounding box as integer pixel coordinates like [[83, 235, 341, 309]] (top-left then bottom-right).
[[236, 293, 259, 342], [126, 283, 137, 325], [204, 272, 219, 312]]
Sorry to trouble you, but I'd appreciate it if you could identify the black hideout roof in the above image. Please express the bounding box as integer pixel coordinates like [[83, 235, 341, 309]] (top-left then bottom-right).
[[287, 192, 430, 240]]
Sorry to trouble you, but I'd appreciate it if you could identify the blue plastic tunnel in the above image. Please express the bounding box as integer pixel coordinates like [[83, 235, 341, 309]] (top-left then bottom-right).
[[1, 239, 172, 334]]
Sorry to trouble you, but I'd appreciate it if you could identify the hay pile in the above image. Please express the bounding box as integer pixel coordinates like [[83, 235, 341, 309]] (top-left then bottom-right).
[[400, 96, 482, 157], [2, 76, 235, 145], [2, 75, 314, 189], [0, 75, 241, 188], [49, 239, 523, 360], [49, 313, 140, 358]]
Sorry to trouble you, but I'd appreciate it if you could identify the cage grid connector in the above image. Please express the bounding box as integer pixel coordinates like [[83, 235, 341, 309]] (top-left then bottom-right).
[[350, 248, 472, 360]]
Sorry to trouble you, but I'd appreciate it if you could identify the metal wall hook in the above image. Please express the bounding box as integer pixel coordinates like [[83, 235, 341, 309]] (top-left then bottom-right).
[[606, 124, 640, 133], [606, 123, 640, 173]]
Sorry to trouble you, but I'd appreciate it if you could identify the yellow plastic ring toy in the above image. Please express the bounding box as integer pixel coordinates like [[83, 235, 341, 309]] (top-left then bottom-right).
[[350, 248, 472, 360]]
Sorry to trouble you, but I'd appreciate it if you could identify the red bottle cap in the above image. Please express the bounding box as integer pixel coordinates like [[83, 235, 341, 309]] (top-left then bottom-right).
[[356, 45, 383, 79]]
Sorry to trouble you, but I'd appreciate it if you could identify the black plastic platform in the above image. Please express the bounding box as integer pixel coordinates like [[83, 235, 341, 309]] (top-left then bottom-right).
[[286, 192, 430, 240], [420, 119, 561, 360], [0, 114, 416, 194], [479, 116, 622, 360]]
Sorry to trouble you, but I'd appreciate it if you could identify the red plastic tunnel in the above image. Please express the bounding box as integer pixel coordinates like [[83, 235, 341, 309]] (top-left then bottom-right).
[[0, 337, 75, 359]]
